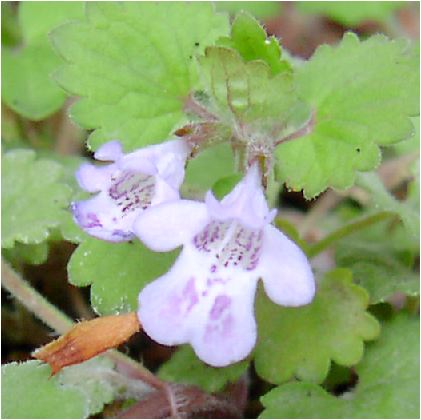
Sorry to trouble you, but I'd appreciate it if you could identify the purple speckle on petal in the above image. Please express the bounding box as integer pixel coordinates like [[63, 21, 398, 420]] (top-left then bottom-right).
[[210, 295, 231, 320], [182, 277, 199, 312], [204, 313, 234, 342], [162, 277, 198, 319], [206, 277, 227, 287], [72, 202, 103, 229], [193, 220, 263, 271], [85, 213, 102, 228], [111, 229, 134, 240], [108, 171, 155, 215]]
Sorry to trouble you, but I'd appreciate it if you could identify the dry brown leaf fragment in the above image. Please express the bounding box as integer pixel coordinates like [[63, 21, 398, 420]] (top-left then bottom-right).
[[33, 312, 140, 375]]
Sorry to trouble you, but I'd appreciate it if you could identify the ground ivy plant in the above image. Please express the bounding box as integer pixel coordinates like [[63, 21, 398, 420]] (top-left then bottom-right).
[[1, 2, 419, 419]]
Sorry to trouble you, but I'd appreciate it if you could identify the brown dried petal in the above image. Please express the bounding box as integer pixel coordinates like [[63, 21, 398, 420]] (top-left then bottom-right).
[[33, 312, 140, 375]]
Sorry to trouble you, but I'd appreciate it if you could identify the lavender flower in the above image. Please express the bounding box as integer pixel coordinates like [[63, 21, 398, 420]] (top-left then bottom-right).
[[72, 139, 190, 242], [134, 164, 315, 367]]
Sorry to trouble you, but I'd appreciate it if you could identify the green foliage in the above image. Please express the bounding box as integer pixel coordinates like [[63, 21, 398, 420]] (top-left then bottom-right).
[[2, 242, 49, 266], [212, 173, 243, 199], [254, 269, 380, 384], [336, 219, 419, 304], [159, 346, 248, 393], [51, 2, 229, 152], [198, 46, 308, 141], [1, 3, 21, 47], [2, 361, 87, 418], [215, 2, 281, 19], [68, 237, 178, 315], [217, 12, 291, 74], [276, 33, 420, 198], [356, 172, 419, 241], [1, 357, 140, 419], [393, 116, 419, 155], [1, 2, 84, 120], [184, 143, 235, 193], [57, 357, 150, 415], [19, 1, 84, 42], [2, 43, 66, 121], [1, 150, 72, 248], [45, 154, 91, 244], [259, 313, 420, 418], [297, 1, 404, 26], [58, 360, 117, 416]]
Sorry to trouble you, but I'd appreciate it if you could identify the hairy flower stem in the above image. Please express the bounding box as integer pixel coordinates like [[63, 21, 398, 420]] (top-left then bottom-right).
[[2, 259, 73, 333], [1, 258, 166, 390], [183, 93, 218, 121], [307, 211, 396, 258]]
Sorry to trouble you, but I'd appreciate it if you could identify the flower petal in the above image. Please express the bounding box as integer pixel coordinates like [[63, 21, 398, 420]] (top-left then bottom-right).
[[206, 163, 270, 229], [137, 245, 258, 367], [191, 271, 258, 367], [155, 152, 186, 190], [151, 178, 179, 206], [94, 140, 123, 161], [75, 163, 113, 193], [133, 200, 208, 252], [121, 139, 190, 177], [257, 225, 315, 306], [72, 194, 136, 242], [137, 249, 201, 346]]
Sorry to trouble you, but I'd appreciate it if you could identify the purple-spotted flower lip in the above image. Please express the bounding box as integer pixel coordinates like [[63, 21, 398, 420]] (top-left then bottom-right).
[[134, 163, 315, 367], [71, 139, 191, 242]]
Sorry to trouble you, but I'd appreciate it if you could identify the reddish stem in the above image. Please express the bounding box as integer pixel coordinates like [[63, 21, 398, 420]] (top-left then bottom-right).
[[275, 110, 316, 146]]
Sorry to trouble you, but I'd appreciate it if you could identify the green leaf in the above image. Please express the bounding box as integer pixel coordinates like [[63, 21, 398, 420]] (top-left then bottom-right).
[[57, 358, 117, 417], [356, 171, 419, 241], [56, 207, 90, 244], [254, 268, 380, 384], [2, 43, 66, 120], [393, 116, 420, 155], [1, 2, 84, 120], [259, 313, 420, 419], [297, 1, 404, 26], [51, 2, 229, 151], [57, 357, 151, 416], [184, 143, 236, 193], [47, 154, 91, 244], [1, 361, 86, 419], [159, 346, 248, 393], [1, 150, 72, 248], [68, 237, 178, 315], [2, 242, 49, 266], [19, 1, 84, 42], [1, 357, 144, 419], [198, 46, 308, 142], [276, 33, 420, 198], [212, 173, 243, 199], [336, 219, 419, 304], [217, 12, 291, 74], [215, 2, 281, 19]]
